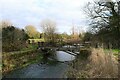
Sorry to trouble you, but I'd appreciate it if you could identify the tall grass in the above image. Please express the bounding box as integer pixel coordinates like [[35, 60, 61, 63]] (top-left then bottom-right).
[[88, 48, 118, 78], [66, 48, 118, 78]]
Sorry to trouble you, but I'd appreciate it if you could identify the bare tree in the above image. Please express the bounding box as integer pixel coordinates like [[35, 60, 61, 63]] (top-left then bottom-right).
[[40, 19, 57, 44], [84, 0, 120, 48], [71, 25, 80, 44], [0, 20, 13, 28], [0, 20, 13, 43]]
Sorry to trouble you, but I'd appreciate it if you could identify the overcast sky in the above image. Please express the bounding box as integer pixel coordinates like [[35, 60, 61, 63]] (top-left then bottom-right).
[[0, 0, 94, 34]]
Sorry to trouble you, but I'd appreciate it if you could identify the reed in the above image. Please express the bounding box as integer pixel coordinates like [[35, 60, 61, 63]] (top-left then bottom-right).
[[66, 48, 118, 78]]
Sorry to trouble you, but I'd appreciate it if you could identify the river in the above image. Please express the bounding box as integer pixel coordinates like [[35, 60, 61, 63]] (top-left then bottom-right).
[[3, 51, 76, 78]]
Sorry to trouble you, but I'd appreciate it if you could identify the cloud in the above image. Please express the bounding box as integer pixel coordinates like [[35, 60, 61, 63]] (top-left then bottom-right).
[[0, 0, 93, 33]]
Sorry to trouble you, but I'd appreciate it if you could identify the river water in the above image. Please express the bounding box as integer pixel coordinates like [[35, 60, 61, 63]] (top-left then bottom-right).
[[3, 51, 76, 78], [55, 51, 75, 62]]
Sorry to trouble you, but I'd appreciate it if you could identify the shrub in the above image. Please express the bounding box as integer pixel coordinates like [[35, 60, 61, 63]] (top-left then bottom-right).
[[80, 49, 91, 60], [2, 26, 29, 52]]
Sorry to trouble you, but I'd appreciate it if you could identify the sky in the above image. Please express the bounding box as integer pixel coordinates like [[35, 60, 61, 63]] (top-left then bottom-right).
[[0, 0, 94, 34]]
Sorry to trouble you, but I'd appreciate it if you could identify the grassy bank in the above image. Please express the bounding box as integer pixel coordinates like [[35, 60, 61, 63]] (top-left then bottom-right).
[[104, 49, 119, 61], [2, 49, 43, 76], [20, 44, 38, 51], [66, 48, 118, 78]]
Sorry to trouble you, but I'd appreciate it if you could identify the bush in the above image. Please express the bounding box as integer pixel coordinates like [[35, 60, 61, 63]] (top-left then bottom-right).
[[79, 49, 91, 60], [2, 26, 29, 52]]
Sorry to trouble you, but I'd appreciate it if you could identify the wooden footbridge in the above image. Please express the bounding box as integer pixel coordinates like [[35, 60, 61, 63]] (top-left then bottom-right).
[[38, 45, 81, 56], [57, 46, 80, 56]]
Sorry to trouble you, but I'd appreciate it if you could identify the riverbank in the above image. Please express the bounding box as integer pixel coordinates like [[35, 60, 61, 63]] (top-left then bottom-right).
[[2, 49, 43, 76], [66, 48, 118, 78]]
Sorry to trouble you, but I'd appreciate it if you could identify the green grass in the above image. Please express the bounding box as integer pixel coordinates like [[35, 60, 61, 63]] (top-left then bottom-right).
[[21, 53, 43, 68], [104, 48, 119, 61], [104, 49, 119, 53], [20, 44, 38, 51], [112, 49, 120, 53]]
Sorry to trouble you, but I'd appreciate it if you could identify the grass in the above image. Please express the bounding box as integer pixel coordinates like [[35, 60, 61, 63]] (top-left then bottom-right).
[[104, 49, 119, 53], [104, 48, 119, 61], [66, 48, 118, 78], [21, 53, 43, 68], [89, 48, 118, 78], [112, 49, 120, 53], [20, 44, 38, 51], [2, 49, 43, 76]]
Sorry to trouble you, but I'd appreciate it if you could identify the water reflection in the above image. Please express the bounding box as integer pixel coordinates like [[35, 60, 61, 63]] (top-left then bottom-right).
[[55, 51, 75, 62]]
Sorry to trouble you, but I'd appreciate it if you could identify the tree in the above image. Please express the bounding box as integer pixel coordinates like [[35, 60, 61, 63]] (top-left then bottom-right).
[[25, 25, 40, 38], [40, 19, 57, 45], [2, 26, 29, 52], [70, 26, 80, 44], [0, 20, 13, 36], [84, 0, 120, 48], [82, 32, 93, 42], [0, 20, 13, 28]]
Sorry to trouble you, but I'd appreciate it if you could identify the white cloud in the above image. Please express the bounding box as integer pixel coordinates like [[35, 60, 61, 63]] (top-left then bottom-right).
[[0, 0, 93, 33]]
